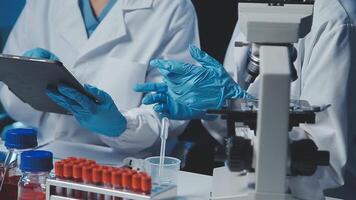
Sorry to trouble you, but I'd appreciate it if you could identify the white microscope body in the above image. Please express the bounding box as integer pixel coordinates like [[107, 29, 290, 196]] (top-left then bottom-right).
[[211, 1, 314, 200]]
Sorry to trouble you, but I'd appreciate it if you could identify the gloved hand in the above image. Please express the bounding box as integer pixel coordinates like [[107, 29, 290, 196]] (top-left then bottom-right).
[[23, 48, 60, 61], [134, 82, 211, 120], [150, 45, 254, 110], [46, 84, 127, 137]]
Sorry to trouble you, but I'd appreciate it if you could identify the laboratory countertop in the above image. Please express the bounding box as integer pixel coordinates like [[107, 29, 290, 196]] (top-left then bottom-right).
[[0, 140, 341, 200], [176, 171, 212, 200], [176, 171, 341, 200]]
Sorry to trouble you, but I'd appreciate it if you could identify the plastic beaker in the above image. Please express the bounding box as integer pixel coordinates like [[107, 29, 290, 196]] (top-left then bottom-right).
[[144, 156, 180, 186]]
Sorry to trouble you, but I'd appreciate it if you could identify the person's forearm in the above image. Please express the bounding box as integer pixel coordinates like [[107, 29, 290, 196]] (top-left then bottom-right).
[[99, 106, 188, 153]]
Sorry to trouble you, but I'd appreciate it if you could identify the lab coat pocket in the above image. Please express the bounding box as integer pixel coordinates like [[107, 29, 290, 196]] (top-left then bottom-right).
[[92, 58, 147, 110]]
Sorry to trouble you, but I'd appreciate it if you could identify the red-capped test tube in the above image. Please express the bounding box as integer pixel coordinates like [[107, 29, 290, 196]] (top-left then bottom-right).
[[54, 158, 154, 199], [82, 165, 93, 199], [63, 162, 74, 197], [141, 175, 152, 195], [103, 169, 113, 200], [132, 174, 142, 193], [111, 169, 123, 189], [77, 158, 87, 164], [73, 164, 83, 198], [85, 159, 96, 165], [66, 157, 77, 162], [73, 164, 83, 181], [122, 171, 133, 191], [54, 161, 65, 196], [111, 169, 123, 200], [93, 167, 104, 200]]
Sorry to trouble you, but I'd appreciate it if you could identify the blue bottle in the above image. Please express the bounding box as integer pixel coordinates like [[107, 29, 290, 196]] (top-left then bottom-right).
[[0, 128, 38, 200], [18, 150, 53, 200]]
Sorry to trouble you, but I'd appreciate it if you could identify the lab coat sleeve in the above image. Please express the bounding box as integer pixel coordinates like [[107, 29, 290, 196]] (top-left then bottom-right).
[[288, 24, 352, 199], [223, 22, 250, 85], [0, 2, 44, 128], [99, 1, 200, 153]]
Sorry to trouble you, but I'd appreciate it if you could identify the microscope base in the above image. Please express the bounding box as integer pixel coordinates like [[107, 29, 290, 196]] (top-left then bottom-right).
[[210, 167, 296, 200]]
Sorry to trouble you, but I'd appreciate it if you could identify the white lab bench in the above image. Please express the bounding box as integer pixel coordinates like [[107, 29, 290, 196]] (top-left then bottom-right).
[[0, 140, 339, 200], [176, 171, 341, 200], [176, 171, 212, 200]]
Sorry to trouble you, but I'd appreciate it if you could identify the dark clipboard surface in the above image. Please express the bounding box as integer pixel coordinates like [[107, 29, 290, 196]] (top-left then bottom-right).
[[0, 54, 96, 115]]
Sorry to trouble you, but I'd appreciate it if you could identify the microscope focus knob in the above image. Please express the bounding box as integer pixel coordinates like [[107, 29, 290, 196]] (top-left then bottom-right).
[[290, 139, 330, 176], [226, 136, 253, 172]]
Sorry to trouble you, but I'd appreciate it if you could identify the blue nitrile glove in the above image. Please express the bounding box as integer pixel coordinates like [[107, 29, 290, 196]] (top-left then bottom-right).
[[23, 48, 60, 61], [46, 84, 127, 137], [150, 45, 254, 110], [134, 82, 212, 120]]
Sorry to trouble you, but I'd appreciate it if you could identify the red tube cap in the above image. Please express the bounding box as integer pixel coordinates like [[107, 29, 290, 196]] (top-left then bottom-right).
[[139, 172, 148, 177], [111, 170, 123, 188], [103, 169, 112, 185], [132, 174, 142, 192], [63, 163, 73, 179], [92, 167, 103, 184], [55, 161, 64, 178], [82, 166, 93, 183], [77, 158, 87, 163], [73, 164, 83, 181], [122, 172, 133, 190], [66, 157, 77, 162], [141, 176, 152, 194]]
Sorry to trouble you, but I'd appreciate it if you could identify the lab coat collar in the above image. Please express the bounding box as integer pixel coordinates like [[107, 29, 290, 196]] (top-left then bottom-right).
[[57, 0, 88, 53], [121, 0, 153, 11], [338, 0, 356, 24], [74, 0, 153, 65]]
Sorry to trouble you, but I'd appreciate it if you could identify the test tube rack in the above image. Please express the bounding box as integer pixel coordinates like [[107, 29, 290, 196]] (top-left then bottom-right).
[[46, 178, 177, 200]]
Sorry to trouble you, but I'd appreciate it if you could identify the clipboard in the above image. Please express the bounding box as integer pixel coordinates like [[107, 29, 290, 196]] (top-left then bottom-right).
[[0, 54, 97, 114]]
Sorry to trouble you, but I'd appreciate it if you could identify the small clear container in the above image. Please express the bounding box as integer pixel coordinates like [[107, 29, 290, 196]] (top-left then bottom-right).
[[144, 156, 180, 186], [0, 128, 38, 200], [18, 150, 53, 200]]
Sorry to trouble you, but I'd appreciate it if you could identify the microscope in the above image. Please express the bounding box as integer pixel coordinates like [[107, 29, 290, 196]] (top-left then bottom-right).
[[209, 1, 330, 199]]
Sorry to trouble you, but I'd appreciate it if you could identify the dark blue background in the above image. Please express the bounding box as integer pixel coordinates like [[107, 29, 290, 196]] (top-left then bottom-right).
[[0, 0, 26, 51]]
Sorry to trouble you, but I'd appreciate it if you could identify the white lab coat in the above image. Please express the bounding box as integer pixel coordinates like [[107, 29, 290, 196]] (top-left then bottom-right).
[[1, 0, 199, 154], [205, 0, 356, 199]]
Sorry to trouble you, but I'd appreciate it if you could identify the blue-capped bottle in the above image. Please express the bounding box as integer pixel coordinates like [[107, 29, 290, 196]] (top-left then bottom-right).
[[18, 150, 53, 200], [0, 128, 38, 200]]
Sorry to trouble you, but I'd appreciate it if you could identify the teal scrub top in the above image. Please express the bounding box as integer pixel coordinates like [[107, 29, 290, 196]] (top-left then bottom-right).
[[79, 0, 117, 37]]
